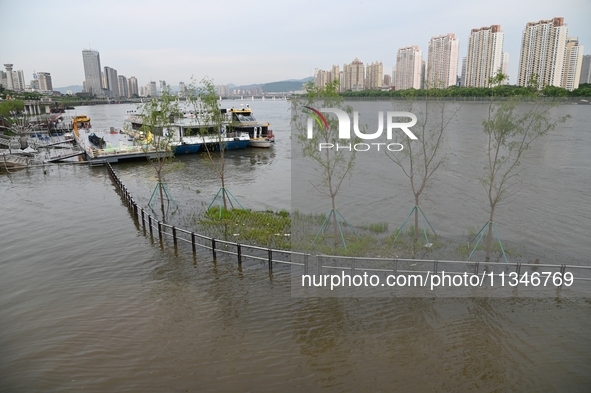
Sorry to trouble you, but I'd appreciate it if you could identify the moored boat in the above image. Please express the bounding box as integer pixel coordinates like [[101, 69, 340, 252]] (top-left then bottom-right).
[[248, 127, 273, 148], [127, 107, 269, 153], [88, 133, 105, 149], [227, 106, 275, 148], [72, 115, 169, 164], [168, 117, 249, 153]]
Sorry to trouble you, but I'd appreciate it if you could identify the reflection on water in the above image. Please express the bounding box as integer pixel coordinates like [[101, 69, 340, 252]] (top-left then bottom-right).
[[1, 102, 590, 392]]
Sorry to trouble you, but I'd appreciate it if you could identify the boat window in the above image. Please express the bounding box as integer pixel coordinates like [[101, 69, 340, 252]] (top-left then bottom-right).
[[234, 113, 256, 122]]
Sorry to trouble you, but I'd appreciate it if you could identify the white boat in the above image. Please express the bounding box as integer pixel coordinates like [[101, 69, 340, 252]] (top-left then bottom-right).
[[248, 126, 272, 148], [127, 106, 272, 152], [227, 105, 275, 148], [168, 117, 250, 153]]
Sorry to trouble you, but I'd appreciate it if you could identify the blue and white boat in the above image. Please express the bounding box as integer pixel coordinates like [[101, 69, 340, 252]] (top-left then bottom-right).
[[168, 116, 250, 154], [127, 109, 255, 154]]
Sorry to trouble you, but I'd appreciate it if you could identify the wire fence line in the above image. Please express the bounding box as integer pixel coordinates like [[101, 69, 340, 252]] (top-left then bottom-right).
[[106, 163, 591, 284], [106, 162, 300, 272]]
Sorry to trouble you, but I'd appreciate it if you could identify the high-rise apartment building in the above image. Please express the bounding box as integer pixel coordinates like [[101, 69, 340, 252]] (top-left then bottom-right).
[[562, 37, 584, 91], [217, 84, 229, 97], [118, 75, 128, 98], [3, 68, 26, 91], [128, 76, 139, 97], [159, 80, 167, 95], [3, 64, 14, 90], [396, 46, 422, 90], [421, 61, 426, 89], [329, 65, 340, 89], [501, 53, 510, 82], [30, 74, 40, 91], [366, 62, 383, 90], [517, 17, 568, 88], [383, 74, 392, 87], [580, 55, 591, 84], [459, 57, 467, 86], [82, 49, 104, 96], [314, 68, 329, 88], [102, 72, 108, 93], [426, 33, 459, 89], [37, 72, 53, 92], [465, 25, 505, 87], [314, 65, 341, 89], [104, 67, 119, 97], [343, 58, 365, 91], [12, 70, 26, 91], [149, 82, 157, 97]]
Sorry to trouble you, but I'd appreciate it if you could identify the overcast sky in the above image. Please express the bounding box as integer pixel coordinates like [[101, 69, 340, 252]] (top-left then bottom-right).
[[1, 0, 589, 88]]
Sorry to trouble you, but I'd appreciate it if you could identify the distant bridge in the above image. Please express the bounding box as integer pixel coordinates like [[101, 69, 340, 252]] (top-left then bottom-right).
[[219, 94, 292, 101]]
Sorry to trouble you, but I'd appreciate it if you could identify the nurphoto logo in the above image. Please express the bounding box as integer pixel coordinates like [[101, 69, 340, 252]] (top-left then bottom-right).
[[302, 106, 418, 152]]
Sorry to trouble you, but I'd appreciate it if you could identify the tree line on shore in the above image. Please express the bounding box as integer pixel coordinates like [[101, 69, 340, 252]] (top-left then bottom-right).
[[340, 83, 591, 99]]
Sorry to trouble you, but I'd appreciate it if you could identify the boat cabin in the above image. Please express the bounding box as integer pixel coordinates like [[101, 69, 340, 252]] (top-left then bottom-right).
[[227, 107, 273, 140]]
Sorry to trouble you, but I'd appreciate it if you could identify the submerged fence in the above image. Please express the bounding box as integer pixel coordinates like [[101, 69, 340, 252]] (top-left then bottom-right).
[[106, 163, 591, 288], [106, 162, 301, 272]]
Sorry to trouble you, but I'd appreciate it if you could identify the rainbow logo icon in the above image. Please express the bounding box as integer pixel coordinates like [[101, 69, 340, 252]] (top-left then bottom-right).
[[302, 106, 328, 130]]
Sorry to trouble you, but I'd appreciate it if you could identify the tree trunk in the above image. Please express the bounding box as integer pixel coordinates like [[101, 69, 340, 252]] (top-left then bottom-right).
[[485, 205, 495, 262], [331, 194, 338, 247], [413, 196, 420, 245], [158, 172, 165, 221], [221, 176, 228, 210]]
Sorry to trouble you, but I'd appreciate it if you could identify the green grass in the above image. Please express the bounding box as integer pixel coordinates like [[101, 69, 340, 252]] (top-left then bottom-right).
[[181, 208, 529, 262], [368, 222, 389, 234], [456, 236, 521, 261], [200, 207, 291, 249]]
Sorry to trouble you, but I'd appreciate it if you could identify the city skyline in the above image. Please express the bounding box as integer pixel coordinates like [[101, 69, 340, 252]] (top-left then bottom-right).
[[1, 0, 590, 88]]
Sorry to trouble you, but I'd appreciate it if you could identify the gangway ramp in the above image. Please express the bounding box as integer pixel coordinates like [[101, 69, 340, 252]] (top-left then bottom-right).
[[45, 150, 85, 162], [1, 153, 29, 169]]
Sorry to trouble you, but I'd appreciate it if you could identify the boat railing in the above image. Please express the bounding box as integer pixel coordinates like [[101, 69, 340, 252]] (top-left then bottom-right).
[[79, 128, 123, 135], [87, 143, 164, 158], [70, 127, 171, 160], [106, 162, 591, 294]]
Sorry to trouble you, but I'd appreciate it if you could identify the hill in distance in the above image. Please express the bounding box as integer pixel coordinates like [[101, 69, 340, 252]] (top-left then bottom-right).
[[55, 77, 313, 95], [53, 85, 83, 94], [229, 77, 312, 93]]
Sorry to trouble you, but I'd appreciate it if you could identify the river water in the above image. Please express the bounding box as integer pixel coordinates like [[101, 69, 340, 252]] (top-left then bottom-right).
[[1, 100, 590, 392]]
